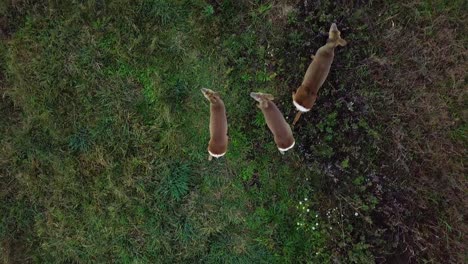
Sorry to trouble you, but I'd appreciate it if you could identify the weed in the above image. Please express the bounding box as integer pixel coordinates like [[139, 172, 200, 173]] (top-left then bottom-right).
[[162, 162, 191, 201]]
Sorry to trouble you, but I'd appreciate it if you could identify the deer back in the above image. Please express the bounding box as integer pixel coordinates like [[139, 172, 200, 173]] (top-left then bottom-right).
[[260, 101, 295, 149], [208, 99, 228, 155]]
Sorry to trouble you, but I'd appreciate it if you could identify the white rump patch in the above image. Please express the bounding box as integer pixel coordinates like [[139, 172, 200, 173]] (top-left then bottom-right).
[[293, 100, 311, 112], [208, 150, 226, 158], [278, 141, 295, 152]]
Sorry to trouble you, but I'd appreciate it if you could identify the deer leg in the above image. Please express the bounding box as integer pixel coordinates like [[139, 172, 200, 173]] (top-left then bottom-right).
[[292, 111, 302, 126]]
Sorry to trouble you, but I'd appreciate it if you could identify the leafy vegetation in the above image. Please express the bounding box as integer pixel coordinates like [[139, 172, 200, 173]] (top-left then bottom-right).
[[1, 0, 465, 263]]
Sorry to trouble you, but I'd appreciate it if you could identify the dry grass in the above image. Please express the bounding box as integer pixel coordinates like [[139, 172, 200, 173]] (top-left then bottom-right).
[[368, 2, 467, 262]]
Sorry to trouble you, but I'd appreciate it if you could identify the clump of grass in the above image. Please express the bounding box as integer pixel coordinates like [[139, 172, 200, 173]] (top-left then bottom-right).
[[161, 162, 191, 201], [68, 128, 92, 152]]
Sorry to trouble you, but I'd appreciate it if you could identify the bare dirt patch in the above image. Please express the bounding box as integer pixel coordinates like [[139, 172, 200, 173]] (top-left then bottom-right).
[[367, 4, 467, 263]]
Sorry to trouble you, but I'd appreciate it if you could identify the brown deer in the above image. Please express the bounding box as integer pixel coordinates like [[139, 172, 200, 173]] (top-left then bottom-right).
[[292, 23, 347, 125], [201, 88, 228, 161], [250, 92, 295, 154]]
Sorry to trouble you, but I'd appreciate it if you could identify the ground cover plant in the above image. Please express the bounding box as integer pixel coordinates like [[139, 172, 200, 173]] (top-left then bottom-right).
[[1, 0, 466, 263]]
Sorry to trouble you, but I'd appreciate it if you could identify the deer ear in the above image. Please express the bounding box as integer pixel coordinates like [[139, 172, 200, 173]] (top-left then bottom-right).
[[265, 94, 274, 101], [210, 97, 218, 104], [337, 38, 347, 46]]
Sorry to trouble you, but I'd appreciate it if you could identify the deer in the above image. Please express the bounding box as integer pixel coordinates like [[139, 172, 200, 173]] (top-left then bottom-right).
[[292, 23, 347, 126], [201, 88, 228, 161], [250, 92, 295, 154]]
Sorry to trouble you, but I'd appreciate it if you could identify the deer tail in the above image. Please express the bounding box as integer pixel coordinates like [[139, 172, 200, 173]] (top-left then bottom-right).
[[292, 111, 302, 126]]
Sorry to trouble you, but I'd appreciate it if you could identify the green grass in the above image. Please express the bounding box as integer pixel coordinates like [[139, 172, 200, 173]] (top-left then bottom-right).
[[1, 0, 466, 263]]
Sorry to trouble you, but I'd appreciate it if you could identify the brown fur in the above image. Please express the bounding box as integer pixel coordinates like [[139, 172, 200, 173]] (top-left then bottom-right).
[[251, 92, 295, 152], [201, 88, 228, 159], [292, 23, 347, 125]]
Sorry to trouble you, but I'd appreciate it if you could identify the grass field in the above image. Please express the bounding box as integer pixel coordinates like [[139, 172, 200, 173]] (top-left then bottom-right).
[[1, 0, 466, 263]]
